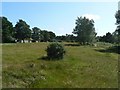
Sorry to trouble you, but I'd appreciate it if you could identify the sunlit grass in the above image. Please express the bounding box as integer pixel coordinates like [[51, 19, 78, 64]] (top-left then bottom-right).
[[2, 42, 118, 88]]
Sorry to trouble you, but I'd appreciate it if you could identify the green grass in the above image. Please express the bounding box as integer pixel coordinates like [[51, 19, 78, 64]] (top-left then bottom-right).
[[2, 42, 118, 88]]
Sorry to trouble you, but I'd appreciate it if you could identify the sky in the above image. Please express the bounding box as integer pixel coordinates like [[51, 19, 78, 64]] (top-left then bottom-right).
[[1, 1, 118, 36]]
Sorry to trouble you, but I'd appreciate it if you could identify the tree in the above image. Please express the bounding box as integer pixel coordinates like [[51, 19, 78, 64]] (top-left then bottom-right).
[[112, 29, 119, 43], [56, 35, 66, 42], [73, 17, 97, 45], [40, 30, 56, 42], [104, 32, 114, 43], [65, 34, 77, 42], [14, 19, 31, 43], [98, 32, 114, 43], [48, 31, 56, 42], [40, 30, 50, 42], [1, 17, 15, 43], [32, 27, 41, 42], [56, 34, 77, 42], [115, 10, 120, 24], [115, 10, 120, 43]]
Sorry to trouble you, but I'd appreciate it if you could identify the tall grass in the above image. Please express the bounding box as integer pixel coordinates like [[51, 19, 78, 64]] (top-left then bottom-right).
[[2, 42, 118, 88]]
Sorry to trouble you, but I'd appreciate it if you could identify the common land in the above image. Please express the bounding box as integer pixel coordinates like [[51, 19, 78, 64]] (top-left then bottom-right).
[[2, 42, 118, 88]]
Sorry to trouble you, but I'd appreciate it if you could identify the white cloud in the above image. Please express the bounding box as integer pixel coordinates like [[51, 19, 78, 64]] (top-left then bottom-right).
[[82, 14, 101, 21]]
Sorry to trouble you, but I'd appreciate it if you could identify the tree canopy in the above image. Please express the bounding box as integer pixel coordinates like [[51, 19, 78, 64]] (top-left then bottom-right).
[[32, 27, 41, 42], [115, 10, 120, 44], [73, 17, 97, 45], [99, 32, 114, 43], [14, 19, 31, 42], [1, 17, 15, 43], [40, 30, 56, 42]]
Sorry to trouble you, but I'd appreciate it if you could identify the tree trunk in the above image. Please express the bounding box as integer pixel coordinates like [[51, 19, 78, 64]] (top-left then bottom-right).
[[23, 39, 25, 43]]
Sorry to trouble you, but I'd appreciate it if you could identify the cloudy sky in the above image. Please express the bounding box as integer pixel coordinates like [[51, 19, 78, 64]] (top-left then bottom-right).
[[1, 1, 118, 36]]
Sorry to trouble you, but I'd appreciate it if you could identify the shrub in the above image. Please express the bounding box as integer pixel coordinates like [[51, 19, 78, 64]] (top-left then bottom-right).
[[46, 43, 65, 59]]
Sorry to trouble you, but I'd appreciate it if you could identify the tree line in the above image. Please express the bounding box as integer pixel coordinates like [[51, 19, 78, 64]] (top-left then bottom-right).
[[1, 10, 119, 44], [95, 10, 119, 44], [1, 17, 56, 43]]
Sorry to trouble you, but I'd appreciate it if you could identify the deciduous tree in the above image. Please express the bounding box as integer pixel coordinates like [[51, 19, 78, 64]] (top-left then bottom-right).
[[14, 19, 31, 43], [2, 17, 15, 43], [115, 10, 120, 43], [32, 27, 41, 42], [73, 17, 97, 45]]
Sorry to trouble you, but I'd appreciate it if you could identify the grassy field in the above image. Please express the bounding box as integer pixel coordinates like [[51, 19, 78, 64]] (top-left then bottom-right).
[[2, 42, 118, 88]]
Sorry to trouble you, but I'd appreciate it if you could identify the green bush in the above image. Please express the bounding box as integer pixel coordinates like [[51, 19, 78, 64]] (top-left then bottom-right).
[[46, 43, 65, 59]]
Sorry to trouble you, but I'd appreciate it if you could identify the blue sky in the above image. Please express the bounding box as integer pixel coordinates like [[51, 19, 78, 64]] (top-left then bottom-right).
[[1, 2, 118, 36]]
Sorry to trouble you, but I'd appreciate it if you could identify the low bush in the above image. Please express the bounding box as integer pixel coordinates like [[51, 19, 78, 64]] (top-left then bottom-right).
[[46, 43, 65, 59]]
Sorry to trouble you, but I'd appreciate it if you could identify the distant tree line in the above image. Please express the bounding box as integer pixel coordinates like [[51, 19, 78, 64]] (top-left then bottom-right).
[[97, 31, 118, 44], [1, 12, 119, 44], [1, 17, 56, 43], [56, 34, 77, 42], [95, 10, 120, 44]]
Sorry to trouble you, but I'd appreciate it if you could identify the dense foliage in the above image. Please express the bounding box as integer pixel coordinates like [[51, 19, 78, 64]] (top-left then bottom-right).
[[98, 32, 114, 43], [46, 43, 65, 59], [73, 17, 97, 45], [115, 10, 120, 44], [14, 19, 31, 43], [40, 30, 56, 42], [56, 34, 77, 42], [1, 17, 15, 43], [32, 27, 41, 42], [32, 28, 56, 42]]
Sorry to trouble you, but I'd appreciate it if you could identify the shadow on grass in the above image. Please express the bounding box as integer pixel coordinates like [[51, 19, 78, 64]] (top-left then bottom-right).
[[95, 46, 120, 54], [37, 56, 63, 61], [65, 43, 80, 46], [37, 56, 49, 61]]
